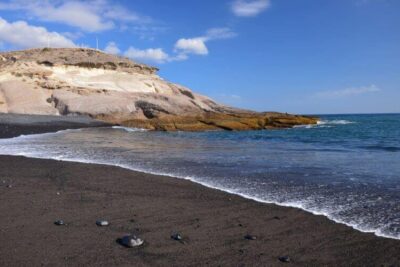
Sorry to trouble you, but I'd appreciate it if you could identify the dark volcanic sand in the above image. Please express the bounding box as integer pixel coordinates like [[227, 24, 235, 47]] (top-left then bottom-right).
[[0, 113, 110, 138], [0, 118, 399, 266]]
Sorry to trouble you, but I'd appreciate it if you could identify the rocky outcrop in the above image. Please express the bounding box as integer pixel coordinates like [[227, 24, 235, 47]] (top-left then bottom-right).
[[108, 112, 318, 131], [0, 48, 318, 131]]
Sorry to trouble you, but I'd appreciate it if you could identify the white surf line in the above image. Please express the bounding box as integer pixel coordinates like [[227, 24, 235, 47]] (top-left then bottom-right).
[[0, 150, 398, 241], [0, 126, 138, 141]]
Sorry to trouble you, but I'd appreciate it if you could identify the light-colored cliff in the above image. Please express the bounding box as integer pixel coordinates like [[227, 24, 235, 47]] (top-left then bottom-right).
[[0, 48, 317, 130]]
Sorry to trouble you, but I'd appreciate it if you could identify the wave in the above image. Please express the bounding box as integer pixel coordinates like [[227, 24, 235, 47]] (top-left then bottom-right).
[[292, 119, 354, 129], [112, 126, 147, 132], [1, 128, 84, 140], [293, 124, 332, 129], [0, 148, 398, 240], [317, 119, 355, 125]]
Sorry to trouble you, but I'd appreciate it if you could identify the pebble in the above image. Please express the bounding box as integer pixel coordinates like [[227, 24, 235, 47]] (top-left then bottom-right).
[[244, 234, 257, 240], [278, 256, 291, 263], [120, 235, 144, 248], [54, 220, 65, 226], [171, 233, 182, 241], [96, 220, 109, 227], [6, 185, 12, 188]]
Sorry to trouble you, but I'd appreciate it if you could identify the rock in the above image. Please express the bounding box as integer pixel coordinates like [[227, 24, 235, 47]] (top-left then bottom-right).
[[171, 233, 183, 241], [273, 216, 281, 220], [54, 220, 65, 226], [244, 234, 257, 240], [278, 256, 291, 263], [120, 234, 144, 248], [0, 48, 319, 132], [6, 184, 12, 188], [96, 220, 109, 226]]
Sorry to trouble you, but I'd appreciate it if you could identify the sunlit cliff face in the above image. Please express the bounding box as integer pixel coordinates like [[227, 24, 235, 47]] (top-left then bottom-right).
[[0, 48, 318, 131]]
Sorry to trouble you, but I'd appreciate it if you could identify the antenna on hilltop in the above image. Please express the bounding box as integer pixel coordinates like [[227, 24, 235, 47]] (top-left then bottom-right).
[[96, 37, 99, 51], [47, 35, 50, 48]]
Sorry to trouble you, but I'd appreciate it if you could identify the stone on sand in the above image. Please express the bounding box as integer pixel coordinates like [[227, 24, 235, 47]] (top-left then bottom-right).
[[120, 235, 144, 248], [96, 220, 109, 226]]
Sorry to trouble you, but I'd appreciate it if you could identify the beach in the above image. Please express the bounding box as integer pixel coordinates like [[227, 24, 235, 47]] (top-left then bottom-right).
[[0, 116, 399, 266]]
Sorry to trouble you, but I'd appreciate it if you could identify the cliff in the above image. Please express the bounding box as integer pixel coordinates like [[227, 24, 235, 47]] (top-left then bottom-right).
[[0, 48, 317, 131]]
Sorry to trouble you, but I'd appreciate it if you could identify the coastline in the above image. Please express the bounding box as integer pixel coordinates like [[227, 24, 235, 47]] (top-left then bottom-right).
[[0, 113, 111, 138], [0, 117, 400, 266]]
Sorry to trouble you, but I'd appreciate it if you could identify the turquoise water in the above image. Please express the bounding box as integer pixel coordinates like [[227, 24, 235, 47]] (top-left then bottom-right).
[[0, 114, 399, 239]]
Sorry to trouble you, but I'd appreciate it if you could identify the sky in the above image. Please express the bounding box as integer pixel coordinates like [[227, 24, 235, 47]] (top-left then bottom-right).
[[0, 0, 399, 114]]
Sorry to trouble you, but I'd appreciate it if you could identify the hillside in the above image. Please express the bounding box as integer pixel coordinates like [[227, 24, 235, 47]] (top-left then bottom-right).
[[0, 48, 317, 130]]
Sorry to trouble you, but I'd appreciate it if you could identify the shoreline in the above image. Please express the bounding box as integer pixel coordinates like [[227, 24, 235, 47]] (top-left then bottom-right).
[[3, 151, 398, 241], [1, 115, 399, 266], [0, 113, 111, 138], [1, 155, 400, 266]]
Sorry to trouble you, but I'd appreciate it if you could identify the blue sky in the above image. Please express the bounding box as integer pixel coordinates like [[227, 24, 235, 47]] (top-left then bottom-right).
[[0, 0, 399, 114]]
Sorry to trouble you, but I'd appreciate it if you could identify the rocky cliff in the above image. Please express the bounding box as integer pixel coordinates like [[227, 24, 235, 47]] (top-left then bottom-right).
[[0, 48, 317, 131]]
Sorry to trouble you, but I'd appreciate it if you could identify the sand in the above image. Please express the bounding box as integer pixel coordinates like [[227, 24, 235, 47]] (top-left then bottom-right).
[[0, 118, 399, 266]]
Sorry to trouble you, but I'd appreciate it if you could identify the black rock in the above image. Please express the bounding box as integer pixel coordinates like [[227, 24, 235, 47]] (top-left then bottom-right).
[[278, 256, 291, 263], [171, 233, 182, 241], [273, 216, 281, 220], [244, 234, 257, 240], [54, 220, 65, 226]]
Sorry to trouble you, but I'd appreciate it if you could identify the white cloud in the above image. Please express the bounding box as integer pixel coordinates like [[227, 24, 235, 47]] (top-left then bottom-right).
[[231, 0, 271, 17], [104, 41, 120, 55], [174, 38, 208, 55], [0, 0, 151, 33], [0, 17, 76, 49], [61, 31, 84, 40], [103, 5, 153, 26], [121, 27, 236, 64], [174, 27, 236, 58], [124, 47, 170, 64], [314, 85, 381, 98], [205, 27, 238, 40]]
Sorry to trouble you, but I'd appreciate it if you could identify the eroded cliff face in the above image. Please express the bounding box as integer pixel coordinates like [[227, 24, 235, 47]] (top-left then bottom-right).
[[0, 48, 318, 131]]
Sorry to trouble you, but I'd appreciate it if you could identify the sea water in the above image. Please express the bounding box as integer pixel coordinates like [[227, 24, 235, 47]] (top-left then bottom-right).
[[0, 114, 399, 239]]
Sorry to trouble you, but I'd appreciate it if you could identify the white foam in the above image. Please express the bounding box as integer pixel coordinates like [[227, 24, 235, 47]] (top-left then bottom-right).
[[0, 128, 83, 142], [0, 149, 398, 240], [111, 126, 147, 132], [317, 119, 355, 125]]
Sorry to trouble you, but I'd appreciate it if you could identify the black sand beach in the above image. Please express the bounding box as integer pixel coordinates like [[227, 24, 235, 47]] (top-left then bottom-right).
[[0, 113, 110, 138], [0, 115, 399, 266]]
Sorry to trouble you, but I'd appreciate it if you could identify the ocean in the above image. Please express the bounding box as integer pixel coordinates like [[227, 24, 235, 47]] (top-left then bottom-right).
[[0, 114, 399, 239]]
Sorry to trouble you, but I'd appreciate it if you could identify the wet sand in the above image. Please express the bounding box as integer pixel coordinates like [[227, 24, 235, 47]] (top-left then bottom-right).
[[0, 117, 399, 266], [0, 113, 110, 138]]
